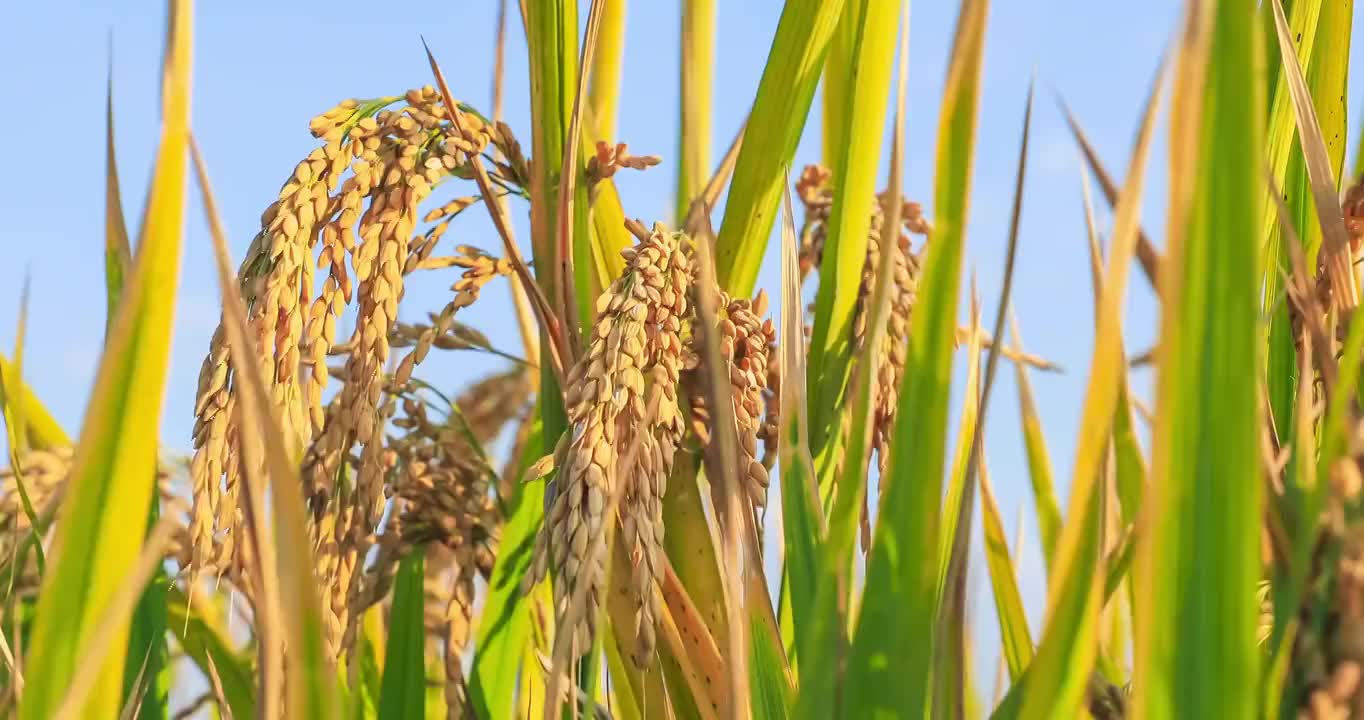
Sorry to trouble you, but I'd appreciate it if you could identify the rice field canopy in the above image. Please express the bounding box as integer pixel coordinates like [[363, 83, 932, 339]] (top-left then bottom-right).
[[9, 0, 1364, 717]]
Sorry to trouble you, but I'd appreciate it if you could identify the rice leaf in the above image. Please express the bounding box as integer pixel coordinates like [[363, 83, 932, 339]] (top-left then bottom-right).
[[121, 560, 167, 720], [602, 525, 684, 717], [1267, 0, 1351, 514], [962, 627, 984, 720], [748, 547, 790, 687], [1261, 0, 1322, 443], [524, 0, 578, 308], [940, 78, 1034, 718], [0, 355, 69, 450], [601, 631, 647, 720], [0, 281, 42, 574], [980, 458, 1033, 683], [587, 0, 626, 140], [1301, 0, 1350, 220], [1259, 0, 1322, 245], [937, 299, 983, 594], [655, 556, 727, 720], [18, 1, 190, 714], [843, 0, 987, 714], [1007, 316, 1060, 571], [1270, 0, 1355, 309], [378, 551, 426, 719], [469, 415, 544, 719], [820, 2, 861, 168], [50, 517, 180, 720], [790, 3, 906, 707], [586, 170, 632, 287], [1017, 58, 1163, 720], [777, 182, 822, 672], [580, 102, 633, 294], [677, 0, 715, 222], [660, 450, 731, 711], [662, 133, 756, 697], [749, 610, 793, 720], [1132, 1, 1263, 715], [556, 0, 609, 340], [1078, 167, 1147, 530], [358, 606, 384, 715], [932, 290, 982, 715], [522, 622, 550, 719], [104, 59, 131, 331], [805, 0, 900, 480], [117, 56, 169, 708], [791, 176, 891, 715], [1078, 165, 1145, 647], [714, 0, 847, 296], [689, 197, 793, 720], [1059, 105, 1162, 292], [690, 206, 754, 720]]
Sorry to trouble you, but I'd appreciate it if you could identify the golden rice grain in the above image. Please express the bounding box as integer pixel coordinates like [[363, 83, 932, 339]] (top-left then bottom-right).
[[793, 164, 932, 479], [384, 390, 499, 719], [308, 98, 361, 139], [490, 121, 531, 190], [525, 224, 690, 667], [189, 86, 516, 657], [586, 141, 662, 190], [860, 193, 930, 479], [391, 246, 514, 389], [795, 164, 834, 284], [685, 288, 777, 517], [758, 349, 780, 472], [391, 398, 498, 574]]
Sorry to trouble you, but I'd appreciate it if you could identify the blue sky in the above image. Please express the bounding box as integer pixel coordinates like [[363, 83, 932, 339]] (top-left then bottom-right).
[[5, 0, 1364, 702]]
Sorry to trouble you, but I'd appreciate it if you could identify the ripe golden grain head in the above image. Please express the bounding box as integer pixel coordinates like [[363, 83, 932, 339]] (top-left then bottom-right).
[[792, 164, 932, 480], [188, 86, 525, 658], [526, 225, 691, 667], [685, 287, 777, 516], [862, 193, 928, 478]]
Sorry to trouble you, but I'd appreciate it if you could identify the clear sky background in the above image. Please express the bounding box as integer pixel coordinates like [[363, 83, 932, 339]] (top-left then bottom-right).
[[6, 0, 1364, 704]]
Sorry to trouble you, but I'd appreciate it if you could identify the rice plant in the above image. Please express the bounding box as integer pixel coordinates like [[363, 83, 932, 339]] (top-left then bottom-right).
[[3, 0, 1363, 717]]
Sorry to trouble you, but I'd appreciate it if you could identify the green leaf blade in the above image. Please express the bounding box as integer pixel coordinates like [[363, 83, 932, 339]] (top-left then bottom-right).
[[714, 0, 847, 296], [379, 551, 427, 720], [805, 0, 901, 469], [19, 1, 192, 714], [1135, 2, 1265, 717], [843, 1, 988, 714], [979, 460, 1032, 683], [469, 417, 545, 719]]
